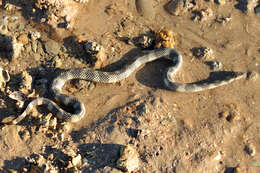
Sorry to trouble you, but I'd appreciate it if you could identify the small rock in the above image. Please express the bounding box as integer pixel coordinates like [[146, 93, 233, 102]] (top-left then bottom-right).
[[0, 98, 7, 109], [49, 117, 57, 129], [19, 129, 31, 141], [12, 37, 24, 58], [20, 71, 33, 94], [31, 41, 38, 53], [85, 40, 102, 53], [58, 133, 65, 141], [134, 35, 154, 48], [155, 29, 178, 48], [17, 33, 29, 45], [116, 145, 139, 172], [215, 16, 232, 24], [84, 40, 107, 69], [0, 67, 10, 92], [30, 31, 41, 41], [4, 3, 15, 11], [0, 24, 8, 35], [72, 154, 82, 167], [244, 144, 256, 156], [54, 57, 63, 68], [88, 82, 95, 91], [93, 48, 107, 69], [67, 148, 77, 157], [8, 91, 26, 108], [61, 123, 72, 133], [247, 71, 258, 81], [40, 113, 53, 126], [191, 46, 214, 60], [165, 0, 185, 16], [48, 153, 55, 161], [193, 8, 213, 22], [44, 39, 61, 55], [204, 61, 222, 70]]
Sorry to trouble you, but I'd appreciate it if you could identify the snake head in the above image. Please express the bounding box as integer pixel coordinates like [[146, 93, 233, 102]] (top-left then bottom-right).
[[167, 49, 182, 65]]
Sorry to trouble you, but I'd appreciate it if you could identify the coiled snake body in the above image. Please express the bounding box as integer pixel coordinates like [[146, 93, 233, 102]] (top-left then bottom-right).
[[11, 48, 246, 124]]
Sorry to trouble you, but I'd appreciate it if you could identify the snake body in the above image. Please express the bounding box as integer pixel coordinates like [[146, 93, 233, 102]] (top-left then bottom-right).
[[11, 48, 246, 124]]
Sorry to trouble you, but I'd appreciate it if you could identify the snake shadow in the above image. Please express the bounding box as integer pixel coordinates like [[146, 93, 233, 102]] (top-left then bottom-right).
[[135, 60, 246, 90]]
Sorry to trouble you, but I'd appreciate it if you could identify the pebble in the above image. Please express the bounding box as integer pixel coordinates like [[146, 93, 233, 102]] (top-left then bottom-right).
[[17, 33, 29, 45], [61, 123, 72, 133], [8, 91, 26, 108], [72, 154, 82, 167], [84, 40, 107, 69], [85, 40, 102, 53], [44, 39, 61, 55], [116, 145, 139, 172], [48, 153, 55, 161], [0, 67, 10, 92], [54, 57, 63, 68], [0, 24, 8, 35], [31, 40, 38, 53], [20, 71, 33, 93], [41, 113, 53, 126], [215, 16, 232, 24], [19, 129, 31, 141], [12, 37, 24, 58], [204, 61, 223, 71], [244, 144, 256, 156], [134, 35, 154, 48], [88, 82, 95, 91], [165, 0, 185, 16], [247, 71, 258, 81], [193, 8, 213, 22], [135, 0, 156, 19], [191, 46, 214, 60], [155, 29, 177, 48], [49, 117, 58, 130], [30, 31, 41, 41]]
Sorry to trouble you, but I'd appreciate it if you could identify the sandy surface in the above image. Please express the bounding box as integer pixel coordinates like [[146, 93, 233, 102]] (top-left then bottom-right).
[[0, 0, 259, 172]]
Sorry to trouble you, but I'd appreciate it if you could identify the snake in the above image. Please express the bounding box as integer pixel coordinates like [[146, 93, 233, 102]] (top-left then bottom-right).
[[10, 48, 246, 124]]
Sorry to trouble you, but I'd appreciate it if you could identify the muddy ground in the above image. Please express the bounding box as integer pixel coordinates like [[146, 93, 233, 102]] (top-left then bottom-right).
[[0, 0, 259, 172]]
